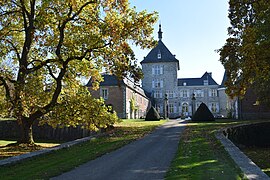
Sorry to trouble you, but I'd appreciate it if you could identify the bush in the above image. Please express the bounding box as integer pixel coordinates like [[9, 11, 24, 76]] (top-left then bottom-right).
[[192, 103, 215, 122], [145, 106, 160, 121]]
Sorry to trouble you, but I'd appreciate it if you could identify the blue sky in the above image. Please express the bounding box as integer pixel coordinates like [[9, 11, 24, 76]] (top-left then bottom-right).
[[129, 0, 230, 84]]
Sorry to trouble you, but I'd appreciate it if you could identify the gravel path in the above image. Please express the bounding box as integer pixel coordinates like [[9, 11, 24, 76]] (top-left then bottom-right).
[[51, 120, 186, 180]]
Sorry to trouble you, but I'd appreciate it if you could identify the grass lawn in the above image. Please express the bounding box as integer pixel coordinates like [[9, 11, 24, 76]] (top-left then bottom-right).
[[0, 140, 61, 160], [0, 119, 166, 180], [165, 120, 248, 180], [241, 147, 270, 176]]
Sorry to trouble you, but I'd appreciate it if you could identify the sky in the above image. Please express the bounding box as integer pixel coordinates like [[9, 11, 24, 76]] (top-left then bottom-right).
[[129, 0, 230, 84]]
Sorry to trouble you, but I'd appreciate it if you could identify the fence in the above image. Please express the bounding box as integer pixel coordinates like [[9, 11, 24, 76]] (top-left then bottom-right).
[[0, 120, 96, 141]]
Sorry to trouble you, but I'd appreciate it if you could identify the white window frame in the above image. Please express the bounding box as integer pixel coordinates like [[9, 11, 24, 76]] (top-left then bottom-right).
[[152, 65, 164, 75], [209, 102, 219, 113], [182, 90, 188, 97], [169, 103, 174, 113], [154, 90, 162, 99], [195, 89, 203, 97], [101, 88, 108, 99], [211, 89, 217, 97]]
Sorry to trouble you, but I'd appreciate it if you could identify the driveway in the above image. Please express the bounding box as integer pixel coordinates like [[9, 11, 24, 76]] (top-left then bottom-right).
[[51, 120, 186, 180]]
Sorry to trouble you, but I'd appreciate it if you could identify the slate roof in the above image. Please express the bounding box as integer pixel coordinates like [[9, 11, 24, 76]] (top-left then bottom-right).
[[140, 25, 179, 69], [178, 72, 219, 86], [219, 71, 227, 88], [141, 40, 179, 64], [86, 74, 150, 99], [85, 74, 125, 87]]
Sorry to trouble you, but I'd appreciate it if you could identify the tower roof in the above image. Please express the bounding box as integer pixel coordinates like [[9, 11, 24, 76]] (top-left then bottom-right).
[[140, 24, 179, 69], [219, 71, 227, 88]]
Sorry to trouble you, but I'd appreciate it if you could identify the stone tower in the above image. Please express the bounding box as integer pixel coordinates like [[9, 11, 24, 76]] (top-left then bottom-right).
[[140, 24, 180, 116]]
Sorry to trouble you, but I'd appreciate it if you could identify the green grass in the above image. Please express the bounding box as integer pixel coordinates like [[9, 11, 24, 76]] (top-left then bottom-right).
[[0, 118, 16, 121], [0, 140, 16, 146], [165, 120, 247, 180], [0, 119, 166, 180], [241, 147, 270, 176]]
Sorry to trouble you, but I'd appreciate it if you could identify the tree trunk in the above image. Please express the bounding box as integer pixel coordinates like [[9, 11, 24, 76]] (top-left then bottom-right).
[[18, 118, 34, 144]]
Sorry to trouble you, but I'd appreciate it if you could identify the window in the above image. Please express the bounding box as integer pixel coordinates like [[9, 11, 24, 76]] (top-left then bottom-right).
[[203, 80, 209, 85], [182, 102, 189, 114], [166, 90, 175, 98], [152, 79, 163, 88], [180, 90, 189, 97], [158, 51, 161, 59], [194, 89, 203, 97], [152, 65, 164, 75], [209, 103, 218, 113], [169, 103, 174, 113], [101, 88, 108, 99], [183, 90, 188, 97], [210, 89, 217, 97], [154, 90, 162, 99]]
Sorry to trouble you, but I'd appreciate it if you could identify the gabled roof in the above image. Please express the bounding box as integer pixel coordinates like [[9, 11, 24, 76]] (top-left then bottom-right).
[[178, 72, 219, 86], [85, 74, 125, 87]]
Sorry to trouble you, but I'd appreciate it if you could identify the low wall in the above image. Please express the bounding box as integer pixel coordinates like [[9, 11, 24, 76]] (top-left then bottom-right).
[[224, 122, 270, 147], [0, 120, 96, 141]]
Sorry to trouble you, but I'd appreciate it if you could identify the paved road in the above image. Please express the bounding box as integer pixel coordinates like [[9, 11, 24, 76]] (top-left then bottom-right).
[[52, 120, 186, 180]]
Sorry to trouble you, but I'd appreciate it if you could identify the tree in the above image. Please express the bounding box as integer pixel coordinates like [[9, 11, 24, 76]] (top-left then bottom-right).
[[145, 106, 160, 121], [0, 0, 158, 144], [192, 103, 214, 122], [217, 0, 270, 105]]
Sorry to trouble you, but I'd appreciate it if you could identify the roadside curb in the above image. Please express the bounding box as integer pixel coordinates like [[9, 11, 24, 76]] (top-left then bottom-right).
[[215, 129, 270, 180]]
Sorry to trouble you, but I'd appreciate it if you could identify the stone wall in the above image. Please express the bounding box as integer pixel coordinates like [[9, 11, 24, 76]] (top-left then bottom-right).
[[89, 86, 125, 118], [0, 120, 95, 141], [224, 122, 270, 147]]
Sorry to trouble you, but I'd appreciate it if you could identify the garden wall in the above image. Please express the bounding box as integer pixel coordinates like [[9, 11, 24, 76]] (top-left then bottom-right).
[[223, 122, 270, 147], [0, 120, 96, 141]]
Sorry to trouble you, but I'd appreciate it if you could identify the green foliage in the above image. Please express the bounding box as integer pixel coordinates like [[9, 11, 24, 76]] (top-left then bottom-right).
[[145, 106, 160, 121], [0, 0, 158, 143], [192, 103, 215, 122], [218, 0, 270, 105], [40, 86, 120, 131]]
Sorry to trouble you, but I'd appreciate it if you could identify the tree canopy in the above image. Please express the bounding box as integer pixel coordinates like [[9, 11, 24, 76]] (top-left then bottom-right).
[[218, 0, 270, 105], [0, 0, 158, 144]]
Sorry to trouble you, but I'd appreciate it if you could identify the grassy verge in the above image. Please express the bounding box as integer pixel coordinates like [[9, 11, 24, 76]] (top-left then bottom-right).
[[165, 120, 247, 180], [241, 147, 270, 176], [0, 119, 166, 180]]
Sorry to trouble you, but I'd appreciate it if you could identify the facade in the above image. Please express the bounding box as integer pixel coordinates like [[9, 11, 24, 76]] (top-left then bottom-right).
[[218, 71, 233, 118], [87, 75, 151, 119], [141, 25, 226, 118]]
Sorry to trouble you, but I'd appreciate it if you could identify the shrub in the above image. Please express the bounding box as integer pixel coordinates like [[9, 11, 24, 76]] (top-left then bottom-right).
[[145, 106, 160, 121], [192, 103, 215, 121]]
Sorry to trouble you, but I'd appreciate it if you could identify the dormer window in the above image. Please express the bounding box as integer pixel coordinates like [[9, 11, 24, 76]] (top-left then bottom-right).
[[203, 80, 209, 86], [157, 50, 161, 59]]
